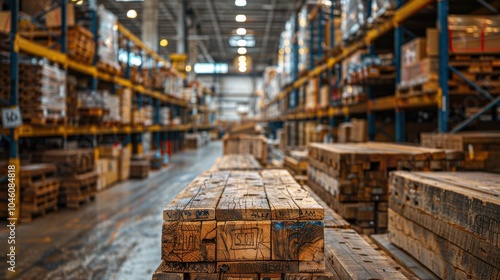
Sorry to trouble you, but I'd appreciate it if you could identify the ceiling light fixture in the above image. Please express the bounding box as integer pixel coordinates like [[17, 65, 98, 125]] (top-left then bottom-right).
[[237, 39, 247, 47], [76, 0, 83, 5], [235, 0, 247, 6], [236, 28, 247, 36], [235, 15, 247, 22], [239, 66, 247, 72], [238, 56, 247, 62], [185, 65, 192, 72], [127, 9, 138, 19], [160, 39, 169, 47], [237, 47, 247, 55]]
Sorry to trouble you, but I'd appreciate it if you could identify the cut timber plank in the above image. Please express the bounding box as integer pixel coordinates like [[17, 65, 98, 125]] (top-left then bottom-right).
[[162, 221, 217, 262], [217, 221, 271, 261], [212, 154, 263, 171], [153, 261, 216, 273], [371, 234, 439, 280], [324, 228, 409, 279], [302, 185, 351, 229], [389, 210, 500, 279], [217, 261, 299, 273], [389, 171, 500, 247]]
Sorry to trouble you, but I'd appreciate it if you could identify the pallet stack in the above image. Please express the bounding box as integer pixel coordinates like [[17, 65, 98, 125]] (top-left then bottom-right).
[[185, 133, 210, 149], [19, 164, 60, 222], [38, 149, 97, 209], [66, 26, 95, 65], [223, 135, 268, 164], [153, 169, 329, 280], [0, 60, 67, 126], [388, 171, 500, 279], [130, 159, 150, 179], [210, 154, 262, 171], [119, 88, 132, 125], [77, 91, 109, 125], [96, 145, 120, 191], [421, 131, 500, 173], [307, 142, 464, 234], [102, 91, 121, 125]]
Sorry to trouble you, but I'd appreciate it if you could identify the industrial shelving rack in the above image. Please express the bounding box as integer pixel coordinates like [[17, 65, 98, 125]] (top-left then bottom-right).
[[260, 0, 499, 143], [2, 0, 215, 219]]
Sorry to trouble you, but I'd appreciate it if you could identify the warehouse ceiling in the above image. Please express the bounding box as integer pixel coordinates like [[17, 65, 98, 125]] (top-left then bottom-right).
[[98, 0, 297, 70]]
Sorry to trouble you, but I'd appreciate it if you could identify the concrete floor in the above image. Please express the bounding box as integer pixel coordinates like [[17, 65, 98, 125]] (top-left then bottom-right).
[[1, 141, 222, 280]]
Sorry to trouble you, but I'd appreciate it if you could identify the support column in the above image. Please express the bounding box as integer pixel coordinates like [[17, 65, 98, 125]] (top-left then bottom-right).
[[142, 0, 159, 51], [367, 45, 376, 141], [394, 0, 405, 142], [438, 0, 449, 132]]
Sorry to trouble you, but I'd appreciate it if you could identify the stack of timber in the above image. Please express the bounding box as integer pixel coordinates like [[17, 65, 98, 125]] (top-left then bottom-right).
[[421, 131, 500, 172], [130, 157, 150, 179], [284, 149, 309, 185], [223, 135, 268, 164], [307, 142, 464, 234], [231, 122, 259, 135], [66, 26, 95, 65], [210, 154, 262, 171], [388, 171, 500, 279], [19, 164, 60, 222], [153, 169, 329, 280], [0, 60, 66, 126], [185, 133, 210, 149], [38, 149, 97, 209]]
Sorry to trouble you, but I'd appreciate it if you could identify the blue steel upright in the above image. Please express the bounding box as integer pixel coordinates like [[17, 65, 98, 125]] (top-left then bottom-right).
[[394, 0, 405, 142], [438, 0, 449, 132]]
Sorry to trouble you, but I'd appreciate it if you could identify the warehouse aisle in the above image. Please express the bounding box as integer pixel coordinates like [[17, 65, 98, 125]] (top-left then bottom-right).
[[3, 142, 222, 280]]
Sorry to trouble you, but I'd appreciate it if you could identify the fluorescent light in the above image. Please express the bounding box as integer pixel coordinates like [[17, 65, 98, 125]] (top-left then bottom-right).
[[127, 9, 138, 19], [235, 15, 246, 22], [160, 39, 169, 47], [238, 56, 246, 62], [185, 65, 192, 72], [113, 24, 118, 31], [194, 63, 229, 74], [236, 28, 247, 36], [237, 47, 247, 54], [235, 0, 246, 6], [76, 0, 83, 5], [237, 39, 247, 46], [239, 66, 247, 72]]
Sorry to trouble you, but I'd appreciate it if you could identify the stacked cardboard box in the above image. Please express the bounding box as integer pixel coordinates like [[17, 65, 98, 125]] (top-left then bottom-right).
[[388, 171, 500, 279], [119, 88, 132, 125], [307, 142, 464, 234], [222, 135, 268, 164], [96, 145, 121, 190], [153, 170, 328, 280], [102, 91, 121, 124], [420, 131, 500, 173], [118, 148, 131, 181]]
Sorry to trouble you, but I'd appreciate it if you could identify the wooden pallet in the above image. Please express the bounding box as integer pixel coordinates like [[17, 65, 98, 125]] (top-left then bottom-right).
[[396, 81, 438, 98], [20, 164, 57, 186], [130, 160, 150, 179], [389, 171, 500, 279], [39, 149, 95, 176], [59, 171, 98, 209]]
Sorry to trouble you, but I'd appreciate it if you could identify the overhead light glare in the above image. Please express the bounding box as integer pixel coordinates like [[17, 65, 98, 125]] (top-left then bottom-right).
[[235, 0, 247, 6], [239, 66, 247, 72], [160, 39, 169, 47], [237, 47, 247, 54], [237, 39, 247, 46], [235, 15, 247, 22], [238, 56, 247, 62], [127, 9, 138, 19], [236, 28, 247, 36], [185, 65, 192, 72]]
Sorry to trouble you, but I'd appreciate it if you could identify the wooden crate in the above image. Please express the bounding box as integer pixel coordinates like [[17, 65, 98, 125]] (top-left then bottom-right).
[[130, 160, 149, 179], [210, 154, 262, 171], [38, 148, 95, 175], [160, 170, 325, 274], [307, 142, 463, 234], [389, 171, 500, 279], [59, 170, 98, 209]]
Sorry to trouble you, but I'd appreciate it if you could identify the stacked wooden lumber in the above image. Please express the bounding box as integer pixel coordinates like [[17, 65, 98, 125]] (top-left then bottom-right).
[[421, 131, 500, 172], [153, 170, 329, 280], [19, 164, 60, 222], [66, 26, 95, 65], [388, 171, 500, 279], [284, 149, 309, 185], [38, 149, 97, 209], [307, 142, 464, 234], [223, 135, 268, 164], [130, 160, 150, 179], [210, 154, 262, 171]]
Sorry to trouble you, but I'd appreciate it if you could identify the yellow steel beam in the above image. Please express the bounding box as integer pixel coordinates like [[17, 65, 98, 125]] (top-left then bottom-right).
[[16, 35, 67, 66], [393, 0, 435, 25]]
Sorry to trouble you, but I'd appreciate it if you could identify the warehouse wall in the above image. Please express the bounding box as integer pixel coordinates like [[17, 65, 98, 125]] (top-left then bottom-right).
[[198, 75, 263, 121]]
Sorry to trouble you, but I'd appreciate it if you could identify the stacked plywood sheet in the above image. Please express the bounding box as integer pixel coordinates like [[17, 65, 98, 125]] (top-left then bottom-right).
[[223, 135, 268, 164], [421, 132, 500, 173], [210, 154, 262, 171], [38, 149, 97, 209], [388, 171, 500, 279], [153, 170, 329, 280], [307, 142, 464, 234]]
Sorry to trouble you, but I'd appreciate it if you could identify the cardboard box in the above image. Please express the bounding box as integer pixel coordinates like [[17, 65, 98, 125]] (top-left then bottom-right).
[[21, 0, 51, 16], [401, 38, 427, 68], [426, 28, 439, 56], [45, 4, 75, 28], [350, 119, 367, 143], [99, 145, 121, 158], [0, 12, 11, 34], [106, 159, 119, 186], [96, 159, 109, 191], [118, 148, 131, 181]]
